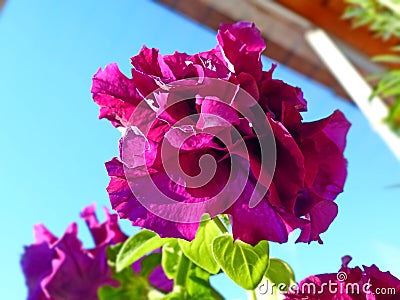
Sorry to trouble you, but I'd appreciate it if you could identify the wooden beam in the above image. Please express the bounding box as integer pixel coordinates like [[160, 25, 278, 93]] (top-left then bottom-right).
[[155, 0, 350, 98]]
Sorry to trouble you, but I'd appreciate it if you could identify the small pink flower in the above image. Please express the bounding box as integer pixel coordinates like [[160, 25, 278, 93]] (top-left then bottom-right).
[[21, 204, 172, 300], [286, 256, 400, 299]]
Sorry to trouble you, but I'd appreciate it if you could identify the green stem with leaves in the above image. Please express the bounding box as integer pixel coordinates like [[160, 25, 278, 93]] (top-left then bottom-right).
[[246, 289, 257, 300], [212, 216, 229, 234], [175, 252, 191, 288]]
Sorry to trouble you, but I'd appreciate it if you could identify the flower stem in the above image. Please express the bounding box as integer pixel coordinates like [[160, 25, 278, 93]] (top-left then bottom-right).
[[212, 216, 229, 233], [175, 252, 191, 287], [246, 289, 257, 300]]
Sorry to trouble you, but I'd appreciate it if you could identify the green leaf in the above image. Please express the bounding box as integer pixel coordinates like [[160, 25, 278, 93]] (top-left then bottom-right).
[[139, 253, 162, 278], [186, 266, 223, 300], [342, 7, 363, 19], [100, 242, 171, 300], [378, 0, 400, 15], [265, 258, 295, 290], [390, 45, 400, 52], [257, 259, 295, 300], [161, 240, 223, 299], [381, 85, 400, 98], [105, 243, 123, 267], [218, 214, 231, 228], [372, 54, 400, 63], [178, 219, 221, 274], [98, 274, 149, 300], [371, 75, 400, 99], [116, 229, 172, 272], [162, 240, 182, 280], [99, 286, 138, 300], [385, 97, 400, 133], [211, 234, 269, 290]]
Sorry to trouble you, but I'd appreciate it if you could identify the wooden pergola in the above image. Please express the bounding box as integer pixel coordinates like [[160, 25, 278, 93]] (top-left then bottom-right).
[[154, 0, 397, 102]]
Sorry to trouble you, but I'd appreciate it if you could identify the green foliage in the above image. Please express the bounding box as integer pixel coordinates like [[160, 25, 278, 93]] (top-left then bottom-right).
[[99, 220, 296, 299], [178, 218, 222, 274], [162, 240, 224, 299], [98, 244, 159, 300], [344, 0, 400, 134], [212, 234, 270, 290], [116, 229, 173, 272], [98, 271, 149, 300], [162, 240, 182, 280], [265, 258, 295, 289], [344, 0, 400, 40], [259, 258, 296, 299], [386, 97, 400, 134]]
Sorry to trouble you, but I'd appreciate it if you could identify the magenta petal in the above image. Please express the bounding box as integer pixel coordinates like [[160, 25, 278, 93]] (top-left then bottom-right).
[[292, 110, 350, 243], [105, 158, 200, 240], [299, 110, 351, 201], [21, 243, 53, 300], [22, 207, 123, 300], [217, 22, 265, 79], [131, 46, 174, 79], [364, 265, 400, 298], [227, 180, 289, 245], [40, 224, 116, 300], [164, 51, 207, 80], [120, 126, 158, 171], [34, 224, 57, 245], [260, 76, 307, 121], [92, 64, 140, 103], [296, 200, 338, 243], [301, 110, 350, 152], [236, 72, 260, 101], [196, 48, 231, 79], [149, 265, 174, 293], [92, 63, 141, 127], [105, 158, 148, 221], [164, 127, 216, 150], [288, 261, 400, 300], [269, 119, 305, 211], [80, 203, 127, 248], [131, 251, 173, 293], [219, 22, 265, 52], [163, 51, 192, 77], [22, 203, 174, 299], [197, 96, 240, 129]]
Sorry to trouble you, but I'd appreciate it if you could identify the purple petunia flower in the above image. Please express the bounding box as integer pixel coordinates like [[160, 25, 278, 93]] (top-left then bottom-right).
[[91, 21, 351, 245], [21, 204, 172, 300], [286, 256, 400, 299]]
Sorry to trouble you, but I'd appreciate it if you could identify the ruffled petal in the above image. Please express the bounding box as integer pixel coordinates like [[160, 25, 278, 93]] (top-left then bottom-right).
[[287, 259, 400, 299], [296, 200, 338, 243], [131, 46, 174, 79], [21, 242, 53, 300], [92, 64, 141, 127], [227, 179, 289, 245], [41, 224, 116, 300], [260, 67, 307, 121], [105, 158, 200, 240], [299, 110, 350, 201], [217, 22, 265, 80]]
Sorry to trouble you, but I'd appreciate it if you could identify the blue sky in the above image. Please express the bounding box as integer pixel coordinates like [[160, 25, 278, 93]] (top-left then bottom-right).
[[0, 0, 399, 299]]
